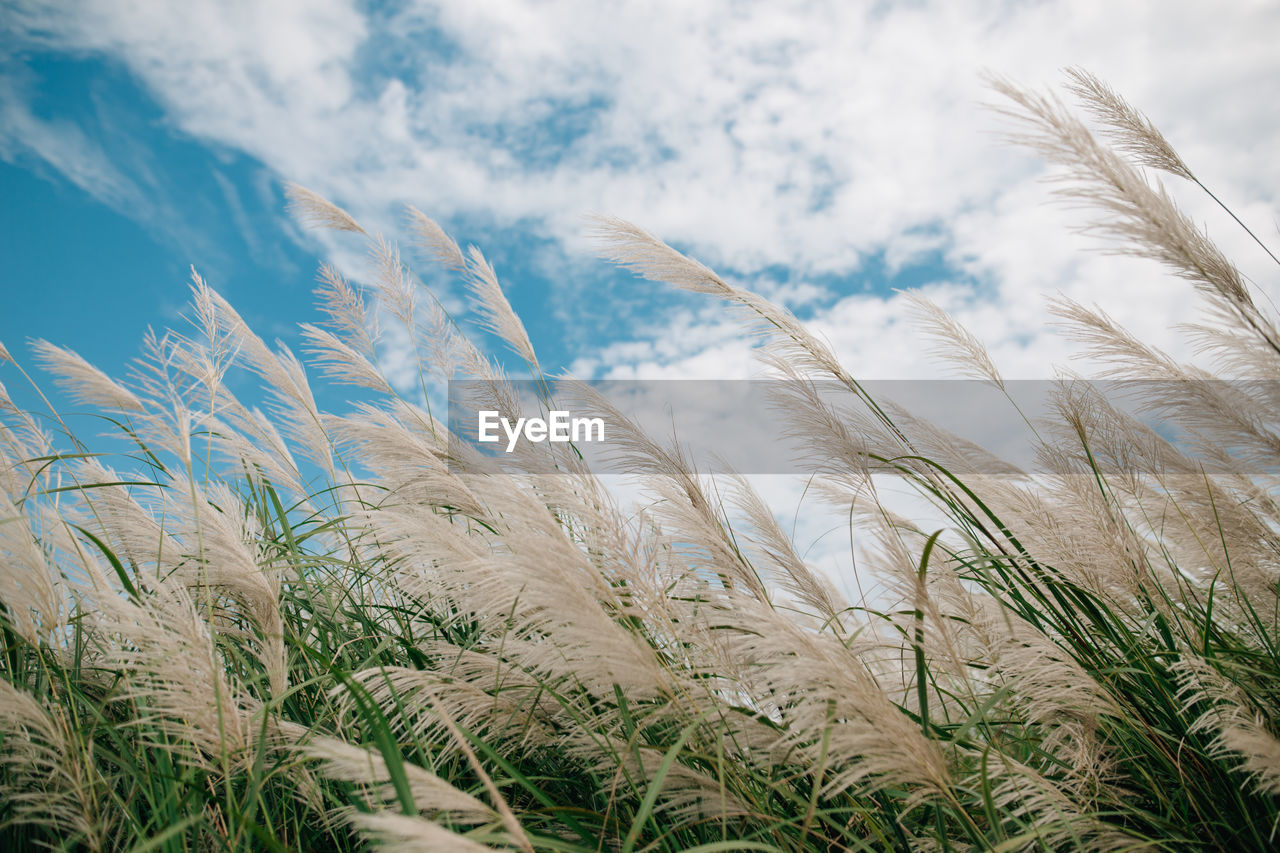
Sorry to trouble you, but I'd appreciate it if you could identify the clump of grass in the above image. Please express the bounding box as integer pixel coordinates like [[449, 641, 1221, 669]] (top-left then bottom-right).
[[2, 71, 1279, 852]]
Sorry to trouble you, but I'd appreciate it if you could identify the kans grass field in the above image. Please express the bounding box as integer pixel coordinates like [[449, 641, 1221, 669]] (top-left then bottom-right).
[[3, 6, 1280, 852]]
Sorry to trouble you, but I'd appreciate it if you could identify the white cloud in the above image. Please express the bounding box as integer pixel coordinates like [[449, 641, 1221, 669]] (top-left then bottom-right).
[[9, 0, 1280, 451], [0, 74, 143, 209]]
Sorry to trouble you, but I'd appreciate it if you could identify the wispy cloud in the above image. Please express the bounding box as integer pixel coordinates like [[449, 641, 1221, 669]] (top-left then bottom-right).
[[0, 74, 143, 210]]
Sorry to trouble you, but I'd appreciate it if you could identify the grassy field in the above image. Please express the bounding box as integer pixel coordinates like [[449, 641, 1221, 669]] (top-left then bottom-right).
[[2, 71, 1278, 852]]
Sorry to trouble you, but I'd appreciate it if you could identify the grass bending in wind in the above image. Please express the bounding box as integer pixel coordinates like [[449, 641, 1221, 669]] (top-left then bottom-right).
[[2, 70, 1280, 852]]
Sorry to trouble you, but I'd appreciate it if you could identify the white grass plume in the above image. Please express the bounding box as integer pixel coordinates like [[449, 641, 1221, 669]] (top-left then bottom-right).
[[1062, 66, 1194, 181], [902, 291, 1006, 390], [407, 206, 467, 273], [31, 340, 145, 412], [285, 183, 367, 234], [989, 74, 1280, 361], [304, 735, 496, 823], [0, 681, 107, 850], [462, 245, 539, 371], [346, 811, 508, 853]]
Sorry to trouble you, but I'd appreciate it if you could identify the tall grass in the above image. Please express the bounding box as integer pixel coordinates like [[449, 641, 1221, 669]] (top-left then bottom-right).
[[2, 71, 1278, 851]]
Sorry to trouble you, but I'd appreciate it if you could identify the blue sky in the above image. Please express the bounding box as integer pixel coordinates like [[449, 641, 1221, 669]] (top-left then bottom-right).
[[3, 0, 1280, 415]]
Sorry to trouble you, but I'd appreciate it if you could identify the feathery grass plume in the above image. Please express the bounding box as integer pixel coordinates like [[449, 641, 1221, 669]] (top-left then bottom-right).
[[1181, 319, 1280, 404], [96, 588, 265, 767], [304, 735, 496, 823], [407, 206, 467, 273], [192, 274, 336, 477], [0, 492, 65, 643], [570, 380, 771, 600], [179, 475, 288, 695], [1176, 657, 1280, 797], [303, 264, 397, 391], [327, 400, 485, 517], [761, 359, 879, 486], [902, 291, 1007, 390], [208, 405, 309, 499], [183, 269, 243, 400], [362, 489, 678, 701], [343, 661, 558, 755], [0, 681, 107, 851], [403, 210, 553, 405], [300, 323, 395, 393], [70, 453, 290, 684], [315, 262, 380, 357], [1063, 66, 1194, 181], [417, 693, 536, 853], [591, 216, 866, 393], [347, 812, 513, 853], [370, 234, 418, 329], [728, 474, 847, 624], [718, 591, 953, 799], [982, 756, 1145, 851], [1063, 66, 1280, 269], [31, 340, 145, 412], [1051, 295, 1280, 473], [988, 73, 1280, 361], [880, 395, 1029, 480], [285, 183, 368, 234], [0, 396, 54, 474], [589, 217, 1007, 554], [54, 457, 177, 571], [462, 245, 540, 371]]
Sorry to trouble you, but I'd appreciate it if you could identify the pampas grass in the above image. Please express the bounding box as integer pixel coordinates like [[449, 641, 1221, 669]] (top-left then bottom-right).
[[2, 71, 1279, 852]]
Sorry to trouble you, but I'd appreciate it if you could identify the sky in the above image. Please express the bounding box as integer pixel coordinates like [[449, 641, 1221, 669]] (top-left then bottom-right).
[[3, 0, 1280, 593], [4, 0, 1280, 385]]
